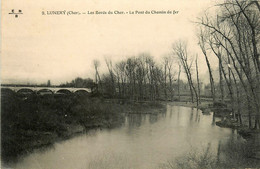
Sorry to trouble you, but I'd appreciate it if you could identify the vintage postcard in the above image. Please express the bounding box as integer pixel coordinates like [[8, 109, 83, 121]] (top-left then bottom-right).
[[1, 0, 260, 168]]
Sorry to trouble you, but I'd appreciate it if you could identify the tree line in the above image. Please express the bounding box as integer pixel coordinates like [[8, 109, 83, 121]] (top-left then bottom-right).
[[60, 77, 95, 89], [196, 0, 260, 129], [93, 54, 183, 101], [67, 0, 258, 129]]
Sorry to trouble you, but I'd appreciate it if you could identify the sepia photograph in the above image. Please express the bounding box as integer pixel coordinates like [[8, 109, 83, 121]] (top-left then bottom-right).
[[1, 0, 260, 168]]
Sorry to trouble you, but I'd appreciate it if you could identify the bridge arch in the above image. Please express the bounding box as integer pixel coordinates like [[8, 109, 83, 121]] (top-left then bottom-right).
[[1, 86, 92, 96], [17, 88, 35, 95], [37, 89, 53, 95], [56, 89, 72, 95], [74, 89, 90, 96], [1, 88, 16, 96]]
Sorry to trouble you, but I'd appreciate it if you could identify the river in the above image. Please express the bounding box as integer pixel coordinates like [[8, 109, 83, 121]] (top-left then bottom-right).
[[8, 105, 243, 169]]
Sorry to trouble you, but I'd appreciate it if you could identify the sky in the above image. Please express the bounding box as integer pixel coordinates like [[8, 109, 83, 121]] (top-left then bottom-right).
[[1, 0, 218, 85]]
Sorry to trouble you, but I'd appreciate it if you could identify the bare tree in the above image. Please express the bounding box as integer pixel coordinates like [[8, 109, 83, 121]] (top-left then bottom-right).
[[195, 55, 201, 105], [218, 50, 225, 103], [197, 0, 260, 128], [162, 55, 176, 101], [163, 57, 168, 101], [173, 40, 198, 104], [177, 64, 181, 101], [198, 30, 216, 103], [105, 58, 116, 97], [93, 59, 102, 92], [167, 56, 176, 102]]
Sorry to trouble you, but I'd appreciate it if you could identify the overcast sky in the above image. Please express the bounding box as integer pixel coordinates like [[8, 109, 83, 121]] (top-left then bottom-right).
[[2, 0, 218, 85]]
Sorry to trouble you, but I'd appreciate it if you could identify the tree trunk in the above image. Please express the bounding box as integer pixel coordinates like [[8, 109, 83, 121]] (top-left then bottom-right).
[[164, 64, 168, 101], [178, 64, 181, 101], [196, 55, 201, 105], [219, 58, 224, 102]]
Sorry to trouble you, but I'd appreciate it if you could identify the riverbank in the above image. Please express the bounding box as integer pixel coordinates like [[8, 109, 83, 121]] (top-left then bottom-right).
[[169, 101, 260, 139], [169, 100, 260, 161], [169, 101, 211, 112], [1, 94, 166, 163]]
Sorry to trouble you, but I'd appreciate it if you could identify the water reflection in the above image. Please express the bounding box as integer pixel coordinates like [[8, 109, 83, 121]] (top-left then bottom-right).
[[9, 105, 243, 169], [212, 112, 216, 125], [189, 108, 194, 122]]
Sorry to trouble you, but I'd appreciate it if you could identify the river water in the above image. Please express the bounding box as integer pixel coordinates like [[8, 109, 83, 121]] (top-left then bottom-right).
[[9, 105, 242, 169]]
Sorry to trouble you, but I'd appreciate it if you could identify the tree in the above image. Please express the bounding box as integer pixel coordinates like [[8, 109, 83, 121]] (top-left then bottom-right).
[[195, 55, 201, 105], [105, 58, 116, 97], [47, 80, 51, 87], [198, 30, 216, 103], [167, 56, 176, 102], [197, 0, 260, 128], [173, 40, 199, 105], [93, 59, 102, 92], [163, 57, 168, 101], [177, 64, 181, 101]]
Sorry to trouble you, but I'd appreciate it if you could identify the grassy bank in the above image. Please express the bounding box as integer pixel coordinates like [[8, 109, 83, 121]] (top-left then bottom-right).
[[1, 93, 165, 163]]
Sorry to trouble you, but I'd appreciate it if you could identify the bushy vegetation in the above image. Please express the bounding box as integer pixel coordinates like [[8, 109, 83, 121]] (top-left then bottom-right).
[[1, 93, 126, 162], [1, 92, 165, 162]]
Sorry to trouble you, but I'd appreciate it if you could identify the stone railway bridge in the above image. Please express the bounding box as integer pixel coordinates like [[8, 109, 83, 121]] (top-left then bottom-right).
[[1, 86, 92, 95]]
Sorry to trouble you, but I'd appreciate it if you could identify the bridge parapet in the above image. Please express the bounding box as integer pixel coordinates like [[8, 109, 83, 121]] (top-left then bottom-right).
[[1, 86, 91, 94]]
